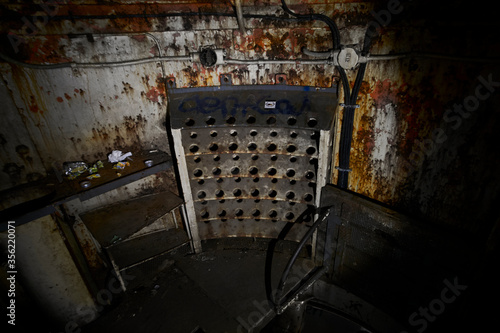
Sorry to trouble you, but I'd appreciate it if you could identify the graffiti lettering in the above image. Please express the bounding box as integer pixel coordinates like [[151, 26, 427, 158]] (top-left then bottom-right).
[[178, 94, 311, 118]]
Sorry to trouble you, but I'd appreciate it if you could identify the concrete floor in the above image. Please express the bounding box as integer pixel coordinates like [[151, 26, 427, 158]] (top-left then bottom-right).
[[80, 238, 315, 333]]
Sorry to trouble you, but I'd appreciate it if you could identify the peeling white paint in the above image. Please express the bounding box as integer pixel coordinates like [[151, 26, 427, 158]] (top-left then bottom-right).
[[371, 103, 396, 168]]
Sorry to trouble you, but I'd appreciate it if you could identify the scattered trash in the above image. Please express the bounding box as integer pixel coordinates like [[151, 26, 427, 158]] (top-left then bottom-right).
[[113, 161, 130, 170], [144, 159, 153, 167], [116, 172, 122, 177], [110, 235, 121, 244], [63, 161, 88, 179], [80, 180, 91, 189], [86, 173, 101, 180], [108, 150, 132, 163]]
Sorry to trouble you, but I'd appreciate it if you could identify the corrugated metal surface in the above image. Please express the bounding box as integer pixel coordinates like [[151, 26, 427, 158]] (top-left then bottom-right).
[[0, 0, 498, 238]]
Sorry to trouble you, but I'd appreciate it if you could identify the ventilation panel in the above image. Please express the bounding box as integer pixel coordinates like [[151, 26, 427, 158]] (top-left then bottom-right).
[[167, 75, 338, 252]]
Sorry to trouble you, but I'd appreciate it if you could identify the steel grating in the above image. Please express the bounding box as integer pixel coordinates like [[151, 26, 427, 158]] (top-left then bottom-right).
[[168, 76, 338, 252]]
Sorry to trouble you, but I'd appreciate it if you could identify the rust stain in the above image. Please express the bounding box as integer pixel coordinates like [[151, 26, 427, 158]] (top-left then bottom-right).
[[145, 87, 161, 103], [64, 93, 71, 100], [57, 96, 64, 103]]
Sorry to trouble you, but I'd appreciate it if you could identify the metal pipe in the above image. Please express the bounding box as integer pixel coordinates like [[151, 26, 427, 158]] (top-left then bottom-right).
[[302, 47, 332, 59], [234, 0, 247, 36], [225, 59, 330, 65]]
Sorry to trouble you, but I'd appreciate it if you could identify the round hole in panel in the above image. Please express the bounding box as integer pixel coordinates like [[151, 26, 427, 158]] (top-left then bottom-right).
[[251, 188, 260, 197], [247, 115, 256, 124], [267, 116, 276, 124], [306, 146, 317, 155], [232, 154, 240, 161], [216, 178, 223, 183], [228, 143, 238, 150], [248, 143, 257, 151], [249, 166, 259, 175], [197, 191, 206, 199], [251, 154, 259, 161], [235, 208, 243, 216], [289, 180, 296, 185], [270, 130, 278, 137], [231, 167, 240, 175], [194, 156, 201, 163], [286, 169, 296, 177], [287, 117, 297, 126], [307, 118, 318, 127], [201, 200, 207, 205], [235, 177, 242, 183], [210, 130, 217, 137], [236, 198, 243, 203], [209, 143, 219, 151], [233, 188, 242, 196], [189, 145, 199, 153], [287, 144, 296, 153], [270, 155, 278, 161], [269, 210, 278, 218], [290, 156, 297, 163], [250, 129, 258, 136], [268, 190, 277, 198], [271, 178, 278, 183], [304, 193, 313, 202], [268, 167, 277, 176], [286, 191, 295, 199], [253, 177, 260, 183], [226, 116, 236, 124], [215, 189, 224, 197], [290, 131, 298, 138], [198, 179, 204, 185], [219, 199, 225, 203], [193, 169, 203, 177], [213, 155, 220, 162], [190, 132, 197, 139], [305, 171, 315, 179], [218, 210, 227, 217], [230, 129, 238, 136], [212, 167, 221, 176], [310, 131, 319, 140], [285, 212, 295, 220], [201, 210, 209, 219], [251, 209, 260, 217], [267, 143, 277, 151], [206, 117, 216, 125], [185, 118, 195, 126]]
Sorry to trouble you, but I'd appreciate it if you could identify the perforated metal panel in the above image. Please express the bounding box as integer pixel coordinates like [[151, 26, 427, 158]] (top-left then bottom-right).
[[167, 76, 338, 252]]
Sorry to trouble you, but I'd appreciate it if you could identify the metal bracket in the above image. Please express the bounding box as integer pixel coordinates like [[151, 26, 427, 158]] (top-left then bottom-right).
[[339, 103, 360, 108], [220, 74, 232, 86], [335, 166, 352, 172], [166, 77, 176, 89], [275, 74, 287, 85]]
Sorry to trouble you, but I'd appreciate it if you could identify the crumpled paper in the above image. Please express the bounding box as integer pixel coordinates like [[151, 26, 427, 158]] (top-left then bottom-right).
[[108, 150, 132, 163]]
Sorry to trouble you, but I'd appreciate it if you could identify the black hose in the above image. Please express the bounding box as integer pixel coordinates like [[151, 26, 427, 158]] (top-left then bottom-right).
[[274, 207, 330, 305], [280, 0, 341, 50]]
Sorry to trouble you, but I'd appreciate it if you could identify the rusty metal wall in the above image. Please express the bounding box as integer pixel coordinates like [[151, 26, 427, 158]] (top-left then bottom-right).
[[0, 0, 498, 239]]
